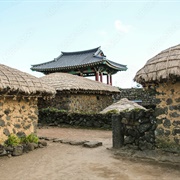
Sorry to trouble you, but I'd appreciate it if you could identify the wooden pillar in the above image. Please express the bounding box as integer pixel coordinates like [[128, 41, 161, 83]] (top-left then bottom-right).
[[107, 74, 110, 85], [110, 74, 112, 86], [95, 71, 99, 82], [100, 72, 103, 83]]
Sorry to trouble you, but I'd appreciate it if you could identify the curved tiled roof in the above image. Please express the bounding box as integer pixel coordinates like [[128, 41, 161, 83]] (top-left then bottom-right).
[[134, 44, 180, 84], [31, 47, 127, 73], [0, 64, 56, 96], [39, 72, 120, 95]]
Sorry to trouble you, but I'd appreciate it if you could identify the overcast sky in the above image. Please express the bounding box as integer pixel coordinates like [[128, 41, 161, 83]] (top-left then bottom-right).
[[0, 0, 180, 88]]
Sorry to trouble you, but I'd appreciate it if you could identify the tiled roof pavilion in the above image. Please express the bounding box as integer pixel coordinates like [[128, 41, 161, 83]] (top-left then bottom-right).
[[31, 47, 127, 85]]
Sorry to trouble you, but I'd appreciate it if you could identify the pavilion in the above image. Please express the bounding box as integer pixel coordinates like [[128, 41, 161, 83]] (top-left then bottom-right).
[[31, 47, 127, 85]]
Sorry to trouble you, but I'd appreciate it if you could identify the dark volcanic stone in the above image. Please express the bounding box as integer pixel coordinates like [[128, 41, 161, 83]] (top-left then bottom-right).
[[155, 98, 161, 104], [169, 105, 180, 111], [6, 116, 10, 121], [26, 143, 37, 151], [166, 98, 173, 105], [4, 109, 11, 115], [154, 107, 168, 116], [172, 128, 180, 135], [17, 132, 26, 138], [24, 124, 31, 130], [12, 145, 23, 156], [0, 144, 4, 154], [124, 136, 135, 145], [69, 140, 88, 145], [127, 129, 140, 138], [164, 130, 171, 136], [0, 119, 5, 127], [53, 139, 62, 143], [83, 141, 102, 148], [172, 121, 180, 126], [14, 124, 21, 129], [138, 123, 152, 133], [5, 146, 13, 152], [38, 140, 47, 146], [170, 112, 180, 118], [3, 128, 10, 136], [139, 141, 154, 150], [163, 118, 171, 128], [156, 119, 163, 124], [155, 128, 164, 136], [175, 97, 180, 103]]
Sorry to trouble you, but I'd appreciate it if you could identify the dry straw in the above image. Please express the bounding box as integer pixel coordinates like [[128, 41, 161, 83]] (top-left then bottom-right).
[[0, 64, 56, 96], [134, 44, 180, 84], [40, 72, 120, 95]]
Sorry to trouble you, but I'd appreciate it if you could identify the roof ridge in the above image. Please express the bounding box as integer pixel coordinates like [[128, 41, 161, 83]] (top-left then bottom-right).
[[61, 47, 100, 55]]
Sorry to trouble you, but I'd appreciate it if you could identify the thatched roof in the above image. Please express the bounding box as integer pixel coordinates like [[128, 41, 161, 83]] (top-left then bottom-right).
[[39, 73, 120, 95], [0, 64, 56, 96], [134, 44, 180, 84], [100, 98, 146, 114]]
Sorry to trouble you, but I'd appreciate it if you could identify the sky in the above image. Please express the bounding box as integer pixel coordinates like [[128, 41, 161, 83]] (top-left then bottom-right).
[[0, 0, 180, 88]]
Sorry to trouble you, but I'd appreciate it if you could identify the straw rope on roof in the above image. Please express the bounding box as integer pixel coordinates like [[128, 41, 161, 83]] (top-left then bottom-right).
[[0, 64, 56, 96], [134, 44, 180, 84], [39, 72, 120, 95]]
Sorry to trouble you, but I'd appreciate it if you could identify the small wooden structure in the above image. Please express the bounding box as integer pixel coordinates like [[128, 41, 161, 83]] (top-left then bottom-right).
[[0, 64, 55, 143], [31, 47, 127, 85], [134, 44, 180, 148], [39, 72, 120, 113]]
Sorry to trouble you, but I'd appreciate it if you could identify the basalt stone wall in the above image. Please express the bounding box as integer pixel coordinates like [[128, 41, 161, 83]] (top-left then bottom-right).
[[155, 81, 180, 148], [112, 109, 156, 150], [38, 109, 112, 129], [39, 93, 115, 113], [119, 88, 156, 108], [0, 96, 38, 144]]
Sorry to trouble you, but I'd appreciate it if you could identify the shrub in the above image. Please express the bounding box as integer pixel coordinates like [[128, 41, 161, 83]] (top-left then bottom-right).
[[21, 133, 39, 144], [5, 134, 20, 146]]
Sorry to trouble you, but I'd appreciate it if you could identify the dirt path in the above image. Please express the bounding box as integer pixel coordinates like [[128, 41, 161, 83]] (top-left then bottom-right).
[[0, 127, 180, 180]]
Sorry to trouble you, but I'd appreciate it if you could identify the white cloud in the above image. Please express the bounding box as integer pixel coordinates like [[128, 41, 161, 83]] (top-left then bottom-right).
[[114, 20, 132, 33]]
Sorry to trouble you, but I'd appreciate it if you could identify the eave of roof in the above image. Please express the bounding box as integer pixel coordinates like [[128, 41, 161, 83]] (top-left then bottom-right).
[[31, 47, 127, 72]]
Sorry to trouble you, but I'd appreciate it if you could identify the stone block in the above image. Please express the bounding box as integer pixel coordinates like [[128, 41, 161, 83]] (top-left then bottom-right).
[[3, 128, 10, 136], [83, 141, 102, 148], [163, 118, 171, 128], [0, 119, 5, 127], [12, 145, 23, 156], [170, 112, 180, 118]]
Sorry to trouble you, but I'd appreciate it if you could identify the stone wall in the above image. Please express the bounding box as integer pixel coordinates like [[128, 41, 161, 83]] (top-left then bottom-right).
[[38, 108, 112, 129], [112, 109, 156, 150], [0, 96, 38, 144], [155, 81, 180, 148], [119, 88, 156, 108], [39, 93, 115, 113]]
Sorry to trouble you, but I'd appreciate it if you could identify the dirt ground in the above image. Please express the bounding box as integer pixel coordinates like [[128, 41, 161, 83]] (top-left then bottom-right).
[[0, 127, 180, 180]]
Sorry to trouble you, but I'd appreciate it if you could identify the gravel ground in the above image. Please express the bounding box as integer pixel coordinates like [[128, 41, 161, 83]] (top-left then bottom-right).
[[0, 127, 180, 180]]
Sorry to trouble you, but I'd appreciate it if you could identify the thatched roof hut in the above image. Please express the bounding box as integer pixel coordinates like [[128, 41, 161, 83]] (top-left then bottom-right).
[[134, 44, 180, 150], [134, 44, 180, 85], [39, 73, 120, 113], [40, 72, 120, 94], [100, 98, 146, 114], [0, 64, 55, 96], [0, 64, 55, 143]]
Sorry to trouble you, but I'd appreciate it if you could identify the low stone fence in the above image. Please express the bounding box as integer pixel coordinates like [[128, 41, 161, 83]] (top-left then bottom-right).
[[112, 108, 156, 150], [39, 107, 158, 151], [118, 88, 156, 108], [38, 108, 113, 130]]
